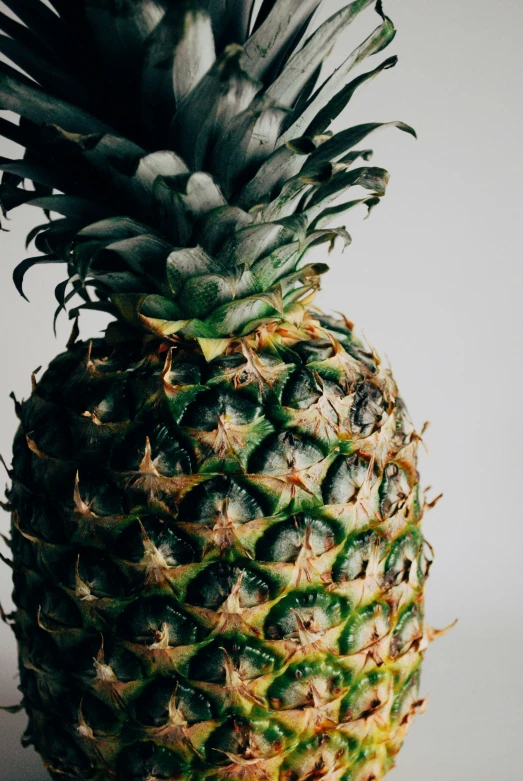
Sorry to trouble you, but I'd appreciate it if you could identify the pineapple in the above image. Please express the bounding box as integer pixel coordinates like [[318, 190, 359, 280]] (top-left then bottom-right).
[[0, 1, 436, 780]]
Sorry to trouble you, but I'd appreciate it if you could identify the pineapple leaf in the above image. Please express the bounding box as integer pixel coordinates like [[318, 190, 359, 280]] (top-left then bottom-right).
[[309, 195, 381, 229], [167, 246, 226, 295], [182, 172, 226, 218], [303, 122, 416, 169], [1, 0, 79, 64], [194, 205, 253, 255], [279, 14, 396, 143], [267, 0, 374, 108], [152, 176, 192, 245], [0, 61, 111, 136], [24, 195, 110, 220], [159, 3, 216, 105], [306, 56, 398, 137], [219, 217, 306, 267], [203, 0, 256, 46], [235, 137, 326, 211], [170, 46, 261, 171], [242, 0, 323, 80], [0, 158, 83, 196], [181, 273, 236, 318], [0, 34, 92, 108], [0, 9, 52, 60], [45, 0, 84, 26], [212, 96, 288, 197], [201, 288, 284, 337], [251, 242, 301, 289], [304, 165, 389, 220], [104, 235, 171, 278], [111, 292, 185, 334], [84, 0, 167, 72], [79, 217, 153, 243], [13, 255, 63, 301]]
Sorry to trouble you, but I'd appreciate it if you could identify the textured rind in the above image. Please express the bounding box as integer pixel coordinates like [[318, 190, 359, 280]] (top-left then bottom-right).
[[8, 312, 430, 781]]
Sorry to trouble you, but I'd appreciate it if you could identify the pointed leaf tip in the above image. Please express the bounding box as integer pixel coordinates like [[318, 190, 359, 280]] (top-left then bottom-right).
[[13, 256, 64, 301]]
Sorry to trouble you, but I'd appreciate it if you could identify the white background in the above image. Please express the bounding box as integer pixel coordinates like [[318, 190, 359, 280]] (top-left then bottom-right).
[[0, 0, 522, 778]]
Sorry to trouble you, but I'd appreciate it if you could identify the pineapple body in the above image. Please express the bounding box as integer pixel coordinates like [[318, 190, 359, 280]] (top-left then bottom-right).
[[0, 1, 433, 777], [9, 313, 429, 781]]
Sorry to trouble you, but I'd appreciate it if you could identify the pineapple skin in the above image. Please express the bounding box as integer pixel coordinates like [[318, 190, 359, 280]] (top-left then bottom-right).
[[8, 312, 430, 781]]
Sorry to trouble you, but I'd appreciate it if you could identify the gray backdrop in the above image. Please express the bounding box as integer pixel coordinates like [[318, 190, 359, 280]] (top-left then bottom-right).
[[0, 0, 522, 778]]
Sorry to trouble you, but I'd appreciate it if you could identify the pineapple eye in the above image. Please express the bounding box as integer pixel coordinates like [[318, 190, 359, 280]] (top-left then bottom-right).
[[282, 368, 322, 409], [322, 454, 374, 505], [249, 431, 324, 475], [110, 424, 191, 475], [182, 388, 261, 429], [390, 603, 424, 659], [384, 530, 424, 587], [76, 478, 124, 517], [39, 585, 82, 629], [40, 728, 91, 777], [98, 639, 146, 683], [350, 382, 387, 437], [118, 595, 205, 647], [117, 741, 186, 779], [48, 550, 130, 599], [77, 693, 118, 735], [180, 476, 263, 525], [133, 677, 214, 727], [185, 562, 278, 609], [189, 637, 280, 683], [332, 531, 385, 584], [338, 602, 391, 656], [379, 462, 411, 518], [339, 668, 392, 723], [264, 591, 350, 641], [255, 514, 341, 563], [117, 517, 198, 565], [391, 668, 422, 726], [293, 339, 335, 363]]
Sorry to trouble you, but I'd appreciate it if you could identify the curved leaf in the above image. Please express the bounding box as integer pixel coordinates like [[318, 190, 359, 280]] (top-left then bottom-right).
[[304, 165, 389, 221], [308, 195, 381, 229], [180, 273, 235, 318], [13, 254, 63, 300], [218, 217, 306, 267], [78, 217, 152, 242], [267, 0, 374, 108], [278, 15, 396, 143], [181, 172, 226, 219], [303, 122, 416, 169]]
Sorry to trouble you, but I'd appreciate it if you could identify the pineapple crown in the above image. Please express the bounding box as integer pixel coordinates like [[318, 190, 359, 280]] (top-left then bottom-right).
[[0, 0, 415, 345]]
